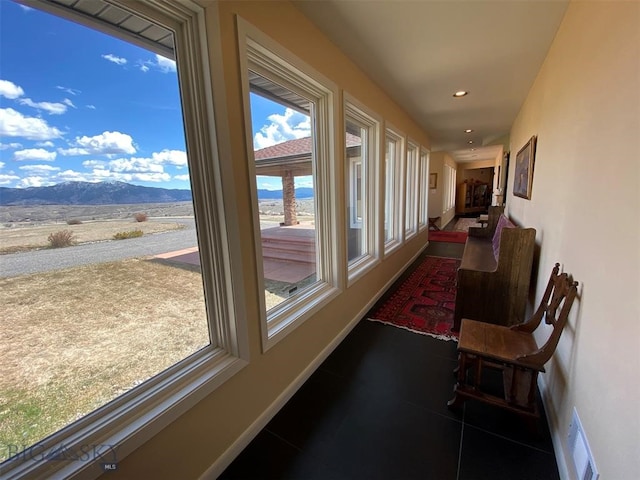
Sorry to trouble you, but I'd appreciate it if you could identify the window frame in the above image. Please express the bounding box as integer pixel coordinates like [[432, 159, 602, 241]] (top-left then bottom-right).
[[344, 94, 381, 284], [348, 157, 364, 229], [237, 18, 341, 351], [383, 126, 405, 255], [1, 2, 249, 479], [404, 140, 420, 240], [418, 147, 430, 231]]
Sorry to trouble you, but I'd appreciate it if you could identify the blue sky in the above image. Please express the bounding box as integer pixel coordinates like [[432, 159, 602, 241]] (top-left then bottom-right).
[[0, 0, 311, 191]]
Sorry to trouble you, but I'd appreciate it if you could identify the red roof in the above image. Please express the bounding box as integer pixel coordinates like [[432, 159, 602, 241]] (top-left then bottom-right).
[[254, 133, 362, 161]]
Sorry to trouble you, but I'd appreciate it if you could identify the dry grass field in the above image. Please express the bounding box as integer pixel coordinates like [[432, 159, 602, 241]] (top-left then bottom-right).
[[0, 200, 313, 459], [0, 220, 185, 254], [0, 258, 209, 458]]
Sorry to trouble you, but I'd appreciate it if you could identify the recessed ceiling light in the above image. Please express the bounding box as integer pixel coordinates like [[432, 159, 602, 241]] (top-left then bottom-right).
[[470, 148, 476, 151], [468, 140, 474, 144], [453, 91, 468, 97], [464, 129, 474, 133]]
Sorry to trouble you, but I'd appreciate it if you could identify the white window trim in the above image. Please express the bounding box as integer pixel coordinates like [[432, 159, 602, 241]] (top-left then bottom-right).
[[404, 140, 420, 240], [418, 147, 430, 232], [236, 18, 341, 352], [1, 2, 249, 479], [344, 94, 381, 286], [383, 125, 405, 256]]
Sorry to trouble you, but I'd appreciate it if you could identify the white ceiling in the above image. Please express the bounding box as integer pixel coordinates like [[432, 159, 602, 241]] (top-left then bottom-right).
[[293, 0, 569, 163]]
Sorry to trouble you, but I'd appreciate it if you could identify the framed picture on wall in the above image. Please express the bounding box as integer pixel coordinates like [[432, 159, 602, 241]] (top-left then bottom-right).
[[513, 135, 537, 199], [429, 173, 437, 189]]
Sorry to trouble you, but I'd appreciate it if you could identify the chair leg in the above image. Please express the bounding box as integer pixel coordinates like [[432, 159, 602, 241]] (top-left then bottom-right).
[[448, 352, 469, 410], [447, 392, 464, 409]]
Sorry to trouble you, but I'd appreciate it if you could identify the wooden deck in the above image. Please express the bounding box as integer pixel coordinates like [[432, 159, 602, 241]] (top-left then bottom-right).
[[156, 223, 316, 283]]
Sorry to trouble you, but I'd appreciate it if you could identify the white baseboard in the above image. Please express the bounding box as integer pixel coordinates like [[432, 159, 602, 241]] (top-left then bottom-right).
[[538, 375, 570, 480], [199, 246, 427, 479]]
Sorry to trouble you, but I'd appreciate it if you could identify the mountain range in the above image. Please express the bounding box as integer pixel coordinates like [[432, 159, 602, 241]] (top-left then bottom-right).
[[0, 181, 313, 206]]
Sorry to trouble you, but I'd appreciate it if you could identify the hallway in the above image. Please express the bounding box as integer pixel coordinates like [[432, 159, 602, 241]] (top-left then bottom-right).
[[220, 241, 559, 479]]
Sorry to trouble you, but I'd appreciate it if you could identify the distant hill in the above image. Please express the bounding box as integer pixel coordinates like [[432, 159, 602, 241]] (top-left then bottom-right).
[[0, 181, 192, 206], [257, 187, 314, 200], [0, 181, 315, 206]]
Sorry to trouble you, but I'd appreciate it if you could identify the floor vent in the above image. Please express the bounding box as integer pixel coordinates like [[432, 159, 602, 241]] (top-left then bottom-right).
[[567, 408, 599, 480]]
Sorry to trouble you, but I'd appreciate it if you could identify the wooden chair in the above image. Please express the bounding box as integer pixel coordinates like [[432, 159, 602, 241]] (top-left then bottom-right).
[[447, 263, 578, 422]]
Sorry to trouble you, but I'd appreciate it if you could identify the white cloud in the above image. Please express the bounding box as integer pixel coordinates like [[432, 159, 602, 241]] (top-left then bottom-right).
[[57, 86, 81, 96], [0, 142, 22, 150], [0, 161, 4, 169], [82, 160, 106, 168], [56, 170, 95, 183], [103, 150, 187, 177], [0, 79, 25, 99], [19, 164, 60, 172], [254, 108, 311, 149], [132, 172, 171, 182], [14, 148, 57, 162], [86, 105, 96, 110], [62, 98, 76, 109], [88, 168, 170, 183], [257, 177, 282, 190], [152, 149, 187, 166], [58, 147, 88, 156], [60, 131, 136, 156], [294, 176, 313, 188], [138, 55, 176, 74], [110, 158, 164, 174], [58, 147, 89, 157], [155, 55, 176, 73], [0, 174, 21, 185], [37, 141, 55, 148], [18, 176, 53, 188], [0, 108, 63, 140], [102, 54, 127, 65], [46, 148, 188, 186], [18, 97, 68, 115]]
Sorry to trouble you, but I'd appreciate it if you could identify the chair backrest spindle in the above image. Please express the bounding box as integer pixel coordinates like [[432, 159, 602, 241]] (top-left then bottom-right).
[[516, 265, 578, 366]]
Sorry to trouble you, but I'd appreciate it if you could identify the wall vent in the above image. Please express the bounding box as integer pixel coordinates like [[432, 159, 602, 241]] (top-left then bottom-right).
[[567, 408, 599, 480]]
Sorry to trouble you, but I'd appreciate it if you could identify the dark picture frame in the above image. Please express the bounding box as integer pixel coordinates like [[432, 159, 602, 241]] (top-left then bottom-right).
[[513, 135, 537, 199]]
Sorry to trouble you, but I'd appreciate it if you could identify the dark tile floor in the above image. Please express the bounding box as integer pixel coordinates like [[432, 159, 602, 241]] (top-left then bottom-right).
[[219, 239, 560, 480]]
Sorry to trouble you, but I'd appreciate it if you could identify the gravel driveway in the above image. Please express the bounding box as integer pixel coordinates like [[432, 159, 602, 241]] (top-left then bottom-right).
[[0, 219, 197, 278]]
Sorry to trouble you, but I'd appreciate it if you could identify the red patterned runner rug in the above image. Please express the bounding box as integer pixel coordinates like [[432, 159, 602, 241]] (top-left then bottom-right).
[[428, 230, 467, 244], [368, 256, 460, 341]]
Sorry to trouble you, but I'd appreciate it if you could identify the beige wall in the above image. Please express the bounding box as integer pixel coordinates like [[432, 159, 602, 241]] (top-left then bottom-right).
[[460, 167, 493, 184], [111, 1, 432, 478], [507, 1, 639, 478]]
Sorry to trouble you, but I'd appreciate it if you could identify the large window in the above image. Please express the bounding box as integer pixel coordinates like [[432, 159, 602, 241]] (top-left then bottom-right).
[[443, 163, 457, 213], [0, 2, 247, 478], [404, 141, 419, 239], [344, 97, 380, 282], [238, 20, 339, 349], [384, 128, 404, 254]]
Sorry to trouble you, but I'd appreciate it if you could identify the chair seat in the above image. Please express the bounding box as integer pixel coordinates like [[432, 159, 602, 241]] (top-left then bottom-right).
[[458, 319, 543, 371]]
